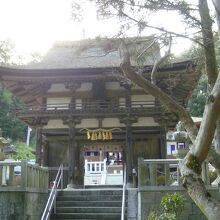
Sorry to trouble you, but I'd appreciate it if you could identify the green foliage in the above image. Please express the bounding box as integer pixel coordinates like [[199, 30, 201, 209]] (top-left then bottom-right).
[[148, 210, 158, 220], [0, 87, 26, 140], [147, 193, 185, 220], [160, 193, 185, 217], [187, 74, 208, 117], [12, 142, 35, 160], [0, 40, 26, 141]]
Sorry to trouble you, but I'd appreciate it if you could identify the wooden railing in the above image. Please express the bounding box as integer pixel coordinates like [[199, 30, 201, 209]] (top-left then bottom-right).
[[138, 158, 210, 189], [0, 160, 48, 190], [11, 100, 159, 116], [85, 159, 107, 175]]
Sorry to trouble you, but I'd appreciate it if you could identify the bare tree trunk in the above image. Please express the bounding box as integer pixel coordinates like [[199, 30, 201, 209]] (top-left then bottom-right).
[[118, 1, 220, 218], [180, 155, 220, 219], [199, 0, 218, 89], [214, 118, 220, 155], [120, 42, 220, 219], [212, 0, 220, 32], [192, 75, 220, 162]]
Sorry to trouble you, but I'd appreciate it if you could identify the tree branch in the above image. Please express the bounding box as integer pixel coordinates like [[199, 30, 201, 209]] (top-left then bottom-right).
[[193, 74, 220, 162], [151, 35, 172, 84], [119, 42, 198, 143], [117, 9, 204, 46], [199, 0, 218, 89], [137, 38, 157, 59]]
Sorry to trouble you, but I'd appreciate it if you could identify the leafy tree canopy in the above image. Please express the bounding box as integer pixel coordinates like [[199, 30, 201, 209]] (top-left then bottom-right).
[[0, 40, 26, 141]]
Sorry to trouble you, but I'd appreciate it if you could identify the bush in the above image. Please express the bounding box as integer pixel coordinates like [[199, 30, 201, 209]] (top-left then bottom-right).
[[147, 193, 185, 220], [160, 193, 185, 217], [12, 142, 35, 160]]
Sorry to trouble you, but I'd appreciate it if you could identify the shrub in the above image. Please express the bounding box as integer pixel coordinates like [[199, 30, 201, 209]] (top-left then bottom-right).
[[160, 193, 185, 217], [147, 193, 185, 220]]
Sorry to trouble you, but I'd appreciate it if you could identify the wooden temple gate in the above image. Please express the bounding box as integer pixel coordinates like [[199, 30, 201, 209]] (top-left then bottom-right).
[[0, 39, 199, 187]]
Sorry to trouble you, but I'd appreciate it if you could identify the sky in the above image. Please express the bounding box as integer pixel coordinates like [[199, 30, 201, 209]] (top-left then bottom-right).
[[0, 0, 201, 58]]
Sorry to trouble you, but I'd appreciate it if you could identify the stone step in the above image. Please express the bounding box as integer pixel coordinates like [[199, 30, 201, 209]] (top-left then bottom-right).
[[58, 189, 123, 196], [85, 185, 123, 189], [56, 201, 122, 207], [50, 213, 121, 219], [55, 207, 121, 213], [56, 195, 123, 202], [50, 189, 127, 220]]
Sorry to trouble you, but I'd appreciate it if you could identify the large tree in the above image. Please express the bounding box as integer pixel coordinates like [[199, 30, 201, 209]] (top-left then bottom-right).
[[0, 40, 26, 141], [73, 0, 220, 219]]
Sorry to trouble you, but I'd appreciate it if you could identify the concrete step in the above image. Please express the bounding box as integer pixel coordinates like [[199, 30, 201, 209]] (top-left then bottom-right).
[[85, 185, 122, 189], [50, 189, 127, 220], [56, 201, 122, 207], [56, 195, 123, 202], [50, 213, 121, 219], [58, 189, 123, 196], [56, 207, 121, 213]]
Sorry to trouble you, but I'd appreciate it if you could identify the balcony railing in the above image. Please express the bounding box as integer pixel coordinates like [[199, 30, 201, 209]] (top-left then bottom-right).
[[11, 100, 160, 117]]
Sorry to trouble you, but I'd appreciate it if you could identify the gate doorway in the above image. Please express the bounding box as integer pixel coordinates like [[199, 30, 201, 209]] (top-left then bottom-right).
[[83, 144, 124, 186]]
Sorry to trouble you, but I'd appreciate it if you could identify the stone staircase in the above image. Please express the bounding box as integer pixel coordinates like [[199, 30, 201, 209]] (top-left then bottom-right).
[[50, 188, 126, 220]]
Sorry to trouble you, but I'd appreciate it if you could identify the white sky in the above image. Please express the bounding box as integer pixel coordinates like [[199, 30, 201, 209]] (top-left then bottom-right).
[[0, 0, 200, 57]]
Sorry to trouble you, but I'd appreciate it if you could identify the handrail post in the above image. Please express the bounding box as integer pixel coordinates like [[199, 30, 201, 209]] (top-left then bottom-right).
[[54, 183, 57, 214], [61, 164, 63, 189], [121, 164, 126, 220], [40, 164, 63, 220]]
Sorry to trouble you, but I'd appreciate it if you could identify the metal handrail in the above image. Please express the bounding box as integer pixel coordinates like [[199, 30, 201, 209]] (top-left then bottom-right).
[[121, 164, 126, 220], [40, 164, 63, 220]]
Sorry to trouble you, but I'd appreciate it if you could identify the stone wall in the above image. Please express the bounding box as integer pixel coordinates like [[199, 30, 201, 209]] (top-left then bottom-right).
[[0, 190, 48, 220], [139, 188, 220, 220]]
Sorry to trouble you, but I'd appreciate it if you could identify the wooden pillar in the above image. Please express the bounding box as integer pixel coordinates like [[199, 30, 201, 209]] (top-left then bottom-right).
[[36, 126, 43, 166], [125, 121, 133, 184], [160, 128, 167, 159], [42, 140, 49, 167], [32, 118, 48, 166], [65, 117, 81, 187], [121, 115, 137, 186]]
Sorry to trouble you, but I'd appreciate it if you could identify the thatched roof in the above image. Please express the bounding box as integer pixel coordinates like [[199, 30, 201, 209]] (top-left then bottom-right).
[[22, 37, 161, 69]]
